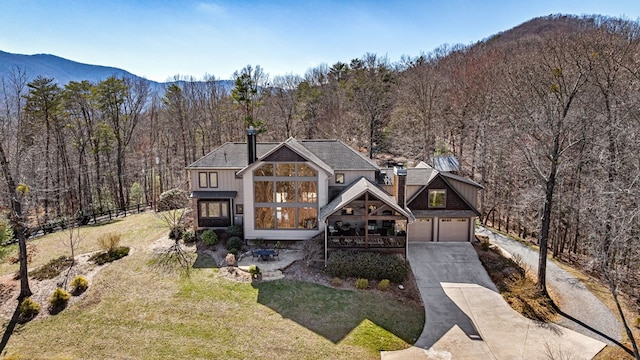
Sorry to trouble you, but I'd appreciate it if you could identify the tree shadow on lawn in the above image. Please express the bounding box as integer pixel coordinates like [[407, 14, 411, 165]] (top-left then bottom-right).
[[253, 279, 424, 344], [0, 302, 21, 354], [192, 252, 217, 268]]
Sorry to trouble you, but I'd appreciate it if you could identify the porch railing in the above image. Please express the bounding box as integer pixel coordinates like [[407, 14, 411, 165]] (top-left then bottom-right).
[[327, 235, 406, 248]]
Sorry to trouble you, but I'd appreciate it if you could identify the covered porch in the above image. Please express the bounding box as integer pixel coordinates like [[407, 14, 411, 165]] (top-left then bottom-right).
[[319, 177, 414, 260]]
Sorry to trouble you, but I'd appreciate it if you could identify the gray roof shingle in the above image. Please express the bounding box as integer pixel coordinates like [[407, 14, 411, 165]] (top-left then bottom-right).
[[187, 139, 379, 172]]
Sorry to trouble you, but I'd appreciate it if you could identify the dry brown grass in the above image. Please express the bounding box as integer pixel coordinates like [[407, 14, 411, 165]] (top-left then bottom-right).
[[473, 243, 556, 322], [0, 212, 423, 359]]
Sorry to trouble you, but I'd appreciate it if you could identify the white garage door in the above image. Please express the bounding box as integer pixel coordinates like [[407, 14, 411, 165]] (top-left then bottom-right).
[[409, 218, 432, 242], [438, 218, 469, 242]]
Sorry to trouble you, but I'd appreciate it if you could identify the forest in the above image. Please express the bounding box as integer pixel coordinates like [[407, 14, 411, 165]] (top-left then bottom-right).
[[1, 15, 639, 304]]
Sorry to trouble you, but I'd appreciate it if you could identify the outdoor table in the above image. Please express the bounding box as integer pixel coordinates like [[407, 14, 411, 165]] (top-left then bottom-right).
[[253, 249, 276, 261]]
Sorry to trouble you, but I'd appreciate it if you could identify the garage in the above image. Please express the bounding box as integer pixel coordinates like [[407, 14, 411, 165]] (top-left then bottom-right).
[[409, 218, 433, 242], [438, 218, 469, 242]]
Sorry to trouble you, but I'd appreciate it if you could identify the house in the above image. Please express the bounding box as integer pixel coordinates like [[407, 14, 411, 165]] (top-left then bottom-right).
[[186, 128, 482, 260]]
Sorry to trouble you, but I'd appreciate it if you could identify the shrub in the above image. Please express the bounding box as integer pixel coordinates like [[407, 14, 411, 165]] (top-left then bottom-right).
[[248, 264, 260, 278], [226, 236, 243, 252], [29, 256, 73, 280], [331, 277, 342, 287], [168, 225, 184, 240], [182, 229, 196, 244], [49, 287, 71, 310], [355, 278, 369, 290], [18, 297, 40, 321], [70, 275, 89, 294], [225, 225, 243, 238], [481, 239, 491, 251], [201, 230, 218, 246], [89, 246, 130, 265], [225, 253, 236, 266], [326, 251, 409, 283], [377, 279, 391, 291], [97, 233, 121, 252]]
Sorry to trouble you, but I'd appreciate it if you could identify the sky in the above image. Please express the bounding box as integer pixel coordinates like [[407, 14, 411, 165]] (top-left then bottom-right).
[[1, 0, 640, 82]]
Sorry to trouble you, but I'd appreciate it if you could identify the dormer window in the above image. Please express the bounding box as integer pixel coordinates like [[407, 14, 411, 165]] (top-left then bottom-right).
[[428, 189, 446, 208]]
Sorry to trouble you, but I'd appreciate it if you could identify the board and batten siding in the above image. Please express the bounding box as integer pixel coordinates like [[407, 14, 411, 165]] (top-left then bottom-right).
[[406, 185, 423, 202], [447, 180, 478, 208], [190, 169, 240, 192]]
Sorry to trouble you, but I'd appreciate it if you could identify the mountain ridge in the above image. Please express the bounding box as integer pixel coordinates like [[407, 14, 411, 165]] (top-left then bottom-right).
[[0, 50, 155, 86]]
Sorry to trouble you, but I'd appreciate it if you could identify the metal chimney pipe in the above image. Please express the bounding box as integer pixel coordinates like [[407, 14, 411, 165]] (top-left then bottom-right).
[[247, 126, 257, 165]]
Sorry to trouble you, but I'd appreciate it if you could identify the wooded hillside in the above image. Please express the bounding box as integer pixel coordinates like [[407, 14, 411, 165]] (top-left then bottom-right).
[[1, 14, 639, 302]]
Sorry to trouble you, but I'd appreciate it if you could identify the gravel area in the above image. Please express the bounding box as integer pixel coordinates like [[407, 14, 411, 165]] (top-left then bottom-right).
[[476, 226, 624, 345]]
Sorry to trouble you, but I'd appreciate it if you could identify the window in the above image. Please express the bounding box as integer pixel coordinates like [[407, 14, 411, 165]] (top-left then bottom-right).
[[199, 201, 229, 218], [335, 173, 345, 184], [198, 171, 218, 188], [428, 189, 446, 208], [253, 162, 319, 230], [208, 172, 218, 188], [198, 200, 230, 227]]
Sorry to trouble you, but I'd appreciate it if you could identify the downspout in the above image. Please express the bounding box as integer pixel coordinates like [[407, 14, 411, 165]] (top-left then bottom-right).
[[324, 219, 328, 266], [405, 223, 409, 259]]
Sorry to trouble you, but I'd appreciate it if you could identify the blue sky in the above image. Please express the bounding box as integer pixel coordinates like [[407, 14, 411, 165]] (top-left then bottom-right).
[[1, 0, 639, 82]]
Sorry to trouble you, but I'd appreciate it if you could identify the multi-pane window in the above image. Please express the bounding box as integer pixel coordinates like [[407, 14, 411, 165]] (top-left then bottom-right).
[[199, 201, 229, 218], [198, 171, 218, 188], [254, 162, 318, 230], [428, 189, 446, 208]]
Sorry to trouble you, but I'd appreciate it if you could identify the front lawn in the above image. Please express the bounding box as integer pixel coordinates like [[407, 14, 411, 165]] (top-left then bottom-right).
[[1, 213, 423, 359]]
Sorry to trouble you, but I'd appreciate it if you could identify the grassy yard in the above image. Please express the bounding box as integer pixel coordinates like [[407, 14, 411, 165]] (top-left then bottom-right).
[[1, 213, 423, 359]]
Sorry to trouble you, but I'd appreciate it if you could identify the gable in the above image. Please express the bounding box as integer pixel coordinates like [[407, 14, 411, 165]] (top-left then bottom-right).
[[263, 146, 306, 162], [408, 175, 473, 212]]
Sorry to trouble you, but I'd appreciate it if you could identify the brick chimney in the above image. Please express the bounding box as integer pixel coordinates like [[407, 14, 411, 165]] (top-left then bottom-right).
[[394, 166, 407, 208], [247, 126, 257, 165]]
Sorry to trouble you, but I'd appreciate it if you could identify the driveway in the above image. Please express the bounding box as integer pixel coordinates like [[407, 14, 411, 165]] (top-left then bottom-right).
[[475, 227, 624, 345], [381, 242, 605, 360]]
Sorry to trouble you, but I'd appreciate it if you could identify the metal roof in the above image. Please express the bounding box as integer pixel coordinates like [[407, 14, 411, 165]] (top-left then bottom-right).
[[411, 209, 479, 218], [429, 156, 460, 173], [190, 191, 238, 199]]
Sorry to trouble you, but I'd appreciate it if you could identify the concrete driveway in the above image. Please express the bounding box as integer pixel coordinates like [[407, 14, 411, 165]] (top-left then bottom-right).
[[382, 242, 605, 360]]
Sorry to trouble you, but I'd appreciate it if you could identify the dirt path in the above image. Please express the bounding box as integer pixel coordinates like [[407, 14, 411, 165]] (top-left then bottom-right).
[[476, 227, 624, 346]]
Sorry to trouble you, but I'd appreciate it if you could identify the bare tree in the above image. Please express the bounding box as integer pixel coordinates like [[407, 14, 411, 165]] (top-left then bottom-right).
[[0, 143, 32, 299], [500, 34, 587, 295]]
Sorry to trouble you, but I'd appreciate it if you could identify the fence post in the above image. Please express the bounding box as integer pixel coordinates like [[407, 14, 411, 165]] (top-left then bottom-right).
[[108, 209, 112, 220]]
